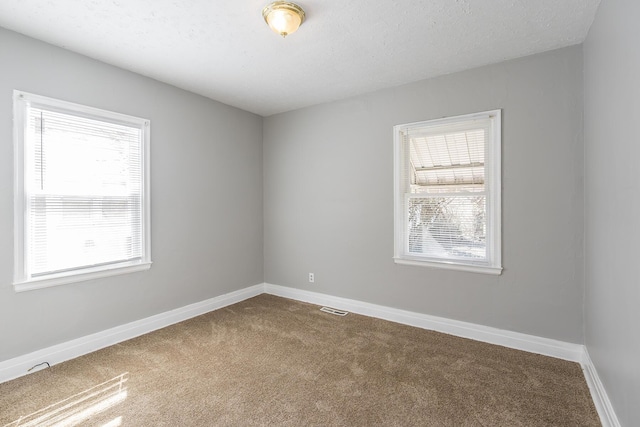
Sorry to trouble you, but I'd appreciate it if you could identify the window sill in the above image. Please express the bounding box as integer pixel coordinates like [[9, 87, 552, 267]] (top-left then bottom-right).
[[394, 257, 502, 275], [13, 262, 152, 292]]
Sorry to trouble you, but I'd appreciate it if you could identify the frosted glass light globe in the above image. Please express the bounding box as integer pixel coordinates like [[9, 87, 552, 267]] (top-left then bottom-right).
[[262, 2, 306, 38]]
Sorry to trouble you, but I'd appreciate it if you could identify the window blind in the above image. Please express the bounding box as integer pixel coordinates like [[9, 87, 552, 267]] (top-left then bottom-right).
[[25, 106, 144, 277]]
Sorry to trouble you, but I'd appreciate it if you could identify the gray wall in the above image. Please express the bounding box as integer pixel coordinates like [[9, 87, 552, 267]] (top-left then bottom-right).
[[584, 0, 640, 425], [0, 28, 264, 361], [264, 46, 585, 343]]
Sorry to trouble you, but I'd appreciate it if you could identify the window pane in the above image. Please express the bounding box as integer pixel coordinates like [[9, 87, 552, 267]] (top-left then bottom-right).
[[30, 195, 141, 275], [409, 128, 486, 192], [408, 196, 486, 260]]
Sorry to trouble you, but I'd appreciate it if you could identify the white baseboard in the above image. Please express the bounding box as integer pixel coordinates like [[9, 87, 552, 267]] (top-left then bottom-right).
[[0, 283, 263, 383], [581, 348, 621, 427], [265, 283, 622, 426], [1, 281, 620, 427], [264, 283, 585, 362]]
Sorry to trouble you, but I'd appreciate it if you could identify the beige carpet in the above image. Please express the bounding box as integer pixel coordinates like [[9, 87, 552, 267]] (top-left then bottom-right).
[[1, 294, 599, 426]]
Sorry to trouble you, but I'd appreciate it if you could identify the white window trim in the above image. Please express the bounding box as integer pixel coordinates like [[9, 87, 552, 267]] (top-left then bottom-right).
[[13, 90, 152, 292], [393, 109, 502, 275]]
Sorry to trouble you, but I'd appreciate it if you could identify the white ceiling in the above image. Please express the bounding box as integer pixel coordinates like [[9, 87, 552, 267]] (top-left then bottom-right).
[[0, 0, 600, 117]]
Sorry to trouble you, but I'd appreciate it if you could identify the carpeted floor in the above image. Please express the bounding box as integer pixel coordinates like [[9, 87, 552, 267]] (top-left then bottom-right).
[[1, 294, 600, 426]]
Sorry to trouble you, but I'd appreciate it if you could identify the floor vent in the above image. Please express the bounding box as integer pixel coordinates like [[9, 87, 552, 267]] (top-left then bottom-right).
[[320, 306, 349, 316]]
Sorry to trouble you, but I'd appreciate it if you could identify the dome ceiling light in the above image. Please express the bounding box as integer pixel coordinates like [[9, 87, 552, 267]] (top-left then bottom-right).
[[262, 1, 306, 38]]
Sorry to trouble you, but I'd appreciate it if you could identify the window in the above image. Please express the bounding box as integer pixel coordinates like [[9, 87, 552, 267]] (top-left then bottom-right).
[[13, 91, 151, 291], [393, 110, 501, 274]]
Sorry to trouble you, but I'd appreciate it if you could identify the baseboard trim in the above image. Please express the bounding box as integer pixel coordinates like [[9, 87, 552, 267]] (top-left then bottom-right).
[[264, 283, 622, 426], [264, 283, 584, 362], [0, 282, 620, 427], [581, 348, 621, 427], [0, 283, 264, 384]]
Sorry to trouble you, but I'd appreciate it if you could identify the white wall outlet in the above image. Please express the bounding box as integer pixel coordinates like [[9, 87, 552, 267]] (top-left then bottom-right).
[[308, 273, 315, 283]]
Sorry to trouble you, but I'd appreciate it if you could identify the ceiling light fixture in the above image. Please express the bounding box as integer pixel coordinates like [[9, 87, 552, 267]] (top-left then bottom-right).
[[262, 1, 306, 38]]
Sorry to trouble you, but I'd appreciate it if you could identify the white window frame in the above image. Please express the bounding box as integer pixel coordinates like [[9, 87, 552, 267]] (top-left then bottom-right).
[[13, 91, 152, 292], [393, 110, 502, 275]]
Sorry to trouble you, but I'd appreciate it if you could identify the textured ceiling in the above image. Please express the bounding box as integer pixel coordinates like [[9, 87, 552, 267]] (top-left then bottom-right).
[[0, 0, 600, 116]]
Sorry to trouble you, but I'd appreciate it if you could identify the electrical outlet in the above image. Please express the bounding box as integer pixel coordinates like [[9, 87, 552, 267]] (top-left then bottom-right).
[[309, 273, 315, 283]]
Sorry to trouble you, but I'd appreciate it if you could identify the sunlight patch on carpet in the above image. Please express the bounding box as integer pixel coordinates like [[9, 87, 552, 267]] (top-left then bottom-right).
[[5, 373, 128, 427]]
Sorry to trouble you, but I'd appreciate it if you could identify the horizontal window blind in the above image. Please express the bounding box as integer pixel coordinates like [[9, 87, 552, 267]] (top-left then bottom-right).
[[407, 195, 486, 260], [25, 106, 144, 277]]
